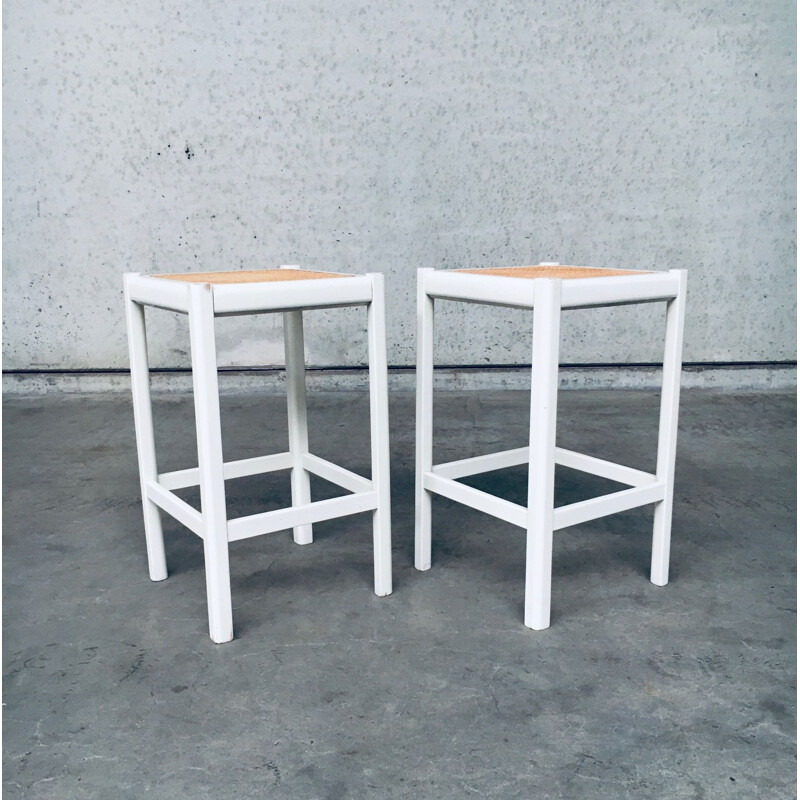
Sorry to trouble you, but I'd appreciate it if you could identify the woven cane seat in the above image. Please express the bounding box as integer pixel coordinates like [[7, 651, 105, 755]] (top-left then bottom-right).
[[456, 265, 652, 280], [155, 269, 350, 284]]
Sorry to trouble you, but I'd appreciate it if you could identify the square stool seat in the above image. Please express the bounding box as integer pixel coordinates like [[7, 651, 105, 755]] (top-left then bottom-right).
[[124, 266, 392, 643], [154, 268, 351, 283], [455, 265, 652, 279], [415, 262, 687, 630]]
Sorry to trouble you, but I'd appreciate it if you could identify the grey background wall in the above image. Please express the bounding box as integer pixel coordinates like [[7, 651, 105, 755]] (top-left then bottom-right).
[[3, 0, 796, 375]]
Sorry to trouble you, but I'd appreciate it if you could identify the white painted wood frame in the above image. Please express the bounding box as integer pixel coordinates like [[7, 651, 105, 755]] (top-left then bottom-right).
[[650, 269, 688, 586], [414, 268, 435, 571], [188, 283, 233, 644], [283, 309, 313, 545], [525, 278, 562, 630], [367, 273, 393, 597], [414, 265, 687, 630], [124, 275, 168, 582], [124, 268, 393, 644]]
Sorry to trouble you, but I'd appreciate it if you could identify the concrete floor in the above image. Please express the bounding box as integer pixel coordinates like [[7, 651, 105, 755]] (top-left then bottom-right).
[[3, 389, 796, 799]]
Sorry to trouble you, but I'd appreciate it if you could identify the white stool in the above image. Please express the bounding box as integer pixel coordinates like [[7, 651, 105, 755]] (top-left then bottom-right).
[[124, 267, 392, 643], [414, 264, 687, 630]]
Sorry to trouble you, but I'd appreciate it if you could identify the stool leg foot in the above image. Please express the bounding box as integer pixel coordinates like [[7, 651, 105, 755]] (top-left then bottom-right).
[[284, 310, 313, 546], [651, 503, 671, 586], [368, 274, 392, 596], [189, 284, 234, 644], [415, 490, 432, 572], [524, 279, 561, 631], [415, 272, 434, 571], [651, 270, 687, 586], [204, 533, 234, 644], [142, 502, 167, 583], [124, 278, 168, 582]]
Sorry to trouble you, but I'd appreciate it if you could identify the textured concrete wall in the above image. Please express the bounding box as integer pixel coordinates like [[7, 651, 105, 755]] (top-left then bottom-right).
[[3, 0, 796, 372]]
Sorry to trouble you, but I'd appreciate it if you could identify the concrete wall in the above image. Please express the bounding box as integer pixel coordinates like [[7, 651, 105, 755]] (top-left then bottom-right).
[[3, 0, 796, 373]]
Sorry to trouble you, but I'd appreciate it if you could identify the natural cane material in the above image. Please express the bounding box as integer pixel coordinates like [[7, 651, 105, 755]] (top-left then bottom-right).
[[155, 268, 351, 284], [456, 265, 652, 280]]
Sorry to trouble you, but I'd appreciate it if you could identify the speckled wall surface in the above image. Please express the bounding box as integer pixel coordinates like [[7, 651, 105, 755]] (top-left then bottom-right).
[[3, 1, 795, 371]]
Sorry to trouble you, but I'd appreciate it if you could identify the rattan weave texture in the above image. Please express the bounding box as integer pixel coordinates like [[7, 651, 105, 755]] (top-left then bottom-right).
[[456, 266, 651, 280], [155, 269, 351, 284]]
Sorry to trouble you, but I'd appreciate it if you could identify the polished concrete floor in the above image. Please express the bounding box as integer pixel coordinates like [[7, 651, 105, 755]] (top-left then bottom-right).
[[3, 389, 796, 799]]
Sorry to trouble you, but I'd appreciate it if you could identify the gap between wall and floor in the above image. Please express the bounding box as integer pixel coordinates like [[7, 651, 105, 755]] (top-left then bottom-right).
[[2, 363, 795, 396]]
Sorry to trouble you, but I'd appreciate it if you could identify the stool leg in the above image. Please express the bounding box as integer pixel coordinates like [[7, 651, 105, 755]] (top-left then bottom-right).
[[524, 279, 562, 630], [651, 269, 688, 586], [124, 277, 168, 582], [188, 283, 233, 644], [367, 274, 392, 596], [283, 310, 313, 546], [415, 269, 435, 571]]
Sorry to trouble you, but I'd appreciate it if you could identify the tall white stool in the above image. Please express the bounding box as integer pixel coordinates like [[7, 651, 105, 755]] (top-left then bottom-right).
[[124, 267, 392, 643], [414, 264, 687, 630]]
